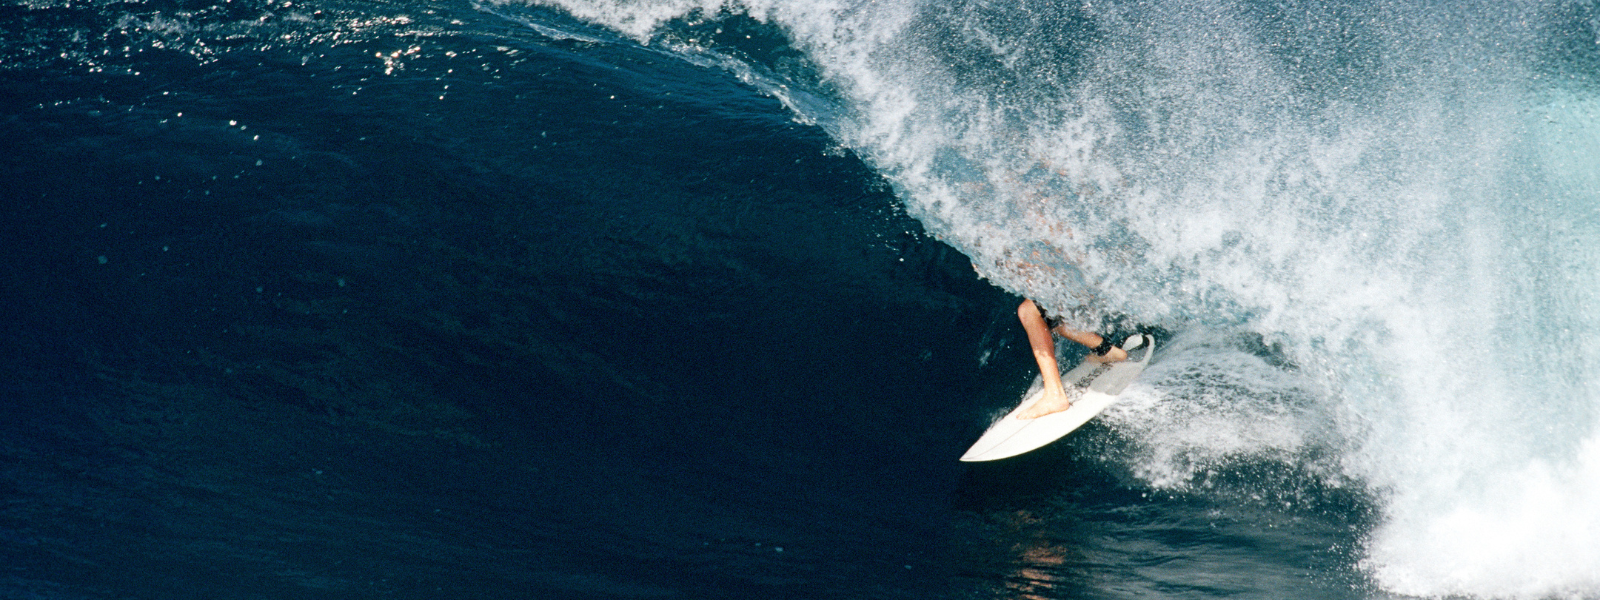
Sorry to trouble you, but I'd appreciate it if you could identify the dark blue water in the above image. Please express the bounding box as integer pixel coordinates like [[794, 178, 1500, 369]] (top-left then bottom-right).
[[4, 0, 1596, 598]]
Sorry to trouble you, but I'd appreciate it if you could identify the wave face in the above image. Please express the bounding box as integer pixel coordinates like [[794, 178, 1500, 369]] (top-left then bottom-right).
[[522, 0, 1600, 597]]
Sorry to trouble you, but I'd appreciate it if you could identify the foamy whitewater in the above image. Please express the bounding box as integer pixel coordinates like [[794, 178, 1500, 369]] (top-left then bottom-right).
[[520, 0, 1600, 597]]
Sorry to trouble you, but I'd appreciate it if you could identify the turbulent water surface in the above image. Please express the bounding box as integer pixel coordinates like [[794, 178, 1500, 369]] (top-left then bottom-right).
[[3, 0, 1599, 598]]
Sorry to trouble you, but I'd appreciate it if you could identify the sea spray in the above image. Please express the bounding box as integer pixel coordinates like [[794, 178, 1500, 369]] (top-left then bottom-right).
[[520, 0, 1600, 596]]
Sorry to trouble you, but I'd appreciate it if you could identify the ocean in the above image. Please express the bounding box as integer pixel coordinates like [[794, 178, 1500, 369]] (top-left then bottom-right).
[[2, 0, 1598, 598]]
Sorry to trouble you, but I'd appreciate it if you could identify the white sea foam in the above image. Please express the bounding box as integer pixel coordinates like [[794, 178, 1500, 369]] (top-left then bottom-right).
[[525, 0, 1600, 596], [1098, 328, 1334, 491]]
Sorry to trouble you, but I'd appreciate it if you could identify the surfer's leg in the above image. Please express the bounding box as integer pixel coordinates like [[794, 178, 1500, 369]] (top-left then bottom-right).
[[1017, 300, 1074, 419], [1056, 327, 1128, 363]]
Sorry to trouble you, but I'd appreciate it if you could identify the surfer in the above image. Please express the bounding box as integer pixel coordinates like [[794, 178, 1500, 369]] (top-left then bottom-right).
[[1015, 299, 1127, 419]]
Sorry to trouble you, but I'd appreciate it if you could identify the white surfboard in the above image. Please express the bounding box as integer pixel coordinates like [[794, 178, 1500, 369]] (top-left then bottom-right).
[[960, 334, 1154, 462]]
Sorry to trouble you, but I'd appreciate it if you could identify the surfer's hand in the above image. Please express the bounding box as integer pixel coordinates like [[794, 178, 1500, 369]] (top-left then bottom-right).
[[1018, 386, 1072, 419]]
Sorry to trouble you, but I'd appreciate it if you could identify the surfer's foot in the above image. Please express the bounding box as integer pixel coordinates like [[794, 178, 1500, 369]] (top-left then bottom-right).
[[1018, 389, 1072, 419]]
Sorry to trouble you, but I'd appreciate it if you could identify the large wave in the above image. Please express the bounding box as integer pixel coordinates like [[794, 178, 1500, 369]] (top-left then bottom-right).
[[510, 0, 1600, 597]]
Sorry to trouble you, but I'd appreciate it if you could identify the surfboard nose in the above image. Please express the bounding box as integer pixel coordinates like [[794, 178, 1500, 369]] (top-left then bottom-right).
[[1120, 334, 1153, 361]]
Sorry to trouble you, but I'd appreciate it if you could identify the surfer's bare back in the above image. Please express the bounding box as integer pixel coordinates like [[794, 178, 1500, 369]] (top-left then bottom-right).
[[1015, 299, 1128, 419]]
